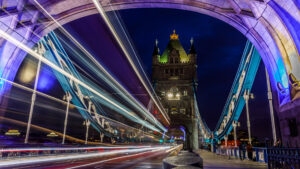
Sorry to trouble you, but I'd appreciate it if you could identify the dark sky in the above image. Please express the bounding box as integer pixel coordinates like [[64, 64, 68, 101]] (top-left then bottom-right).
[[114, 8, 275, 139], [62, 8, 278, 140]]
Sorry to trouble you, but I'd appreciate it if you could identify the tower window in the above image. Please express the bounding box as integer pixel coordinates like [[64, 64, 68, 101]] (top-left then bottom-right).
[[184, 90, 187, 96], [175, 69, 178, 75], [180, 68, 184, 74], [175, 58, 179, 63], [170, 69, 174, 76], [165, 69, 169, 74], [170, 58, 173, 63]]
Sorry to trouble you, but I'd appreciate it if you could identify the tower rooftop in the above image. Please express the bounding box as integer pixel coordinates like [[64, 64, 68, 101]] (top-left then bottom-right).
[[160, 30, 189, 63]]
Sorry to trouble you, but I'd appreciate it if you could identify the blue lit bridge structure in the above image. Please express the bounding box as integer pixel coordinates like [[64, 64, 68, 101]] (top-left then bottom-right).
[[0, 0, 300, 168]]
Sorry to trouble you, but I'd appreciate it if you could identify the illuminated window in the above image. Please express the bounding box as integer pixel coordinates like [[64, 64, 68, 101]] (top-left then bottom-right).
[[183, 90, 187, 96], [161, 91, 165, 96], [171, 111, 177, 115], [180, 108, 186, 114]]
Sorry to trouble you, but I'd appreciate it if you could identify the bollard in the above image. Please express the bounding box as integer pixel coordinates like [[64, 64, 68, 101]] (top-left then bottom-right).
[[163, 151, 203, 169]]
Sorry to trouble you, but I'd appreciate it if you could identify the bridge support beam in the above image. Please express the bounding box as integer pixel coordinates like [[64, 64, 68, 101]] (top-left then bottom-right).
[[24, 58, 41, 144], [192, 118, 199, 150], [62, 92, 72, 144], [244, 90, 252, 145], [233, 121, 238, 147], [265, 68, 277, 145]]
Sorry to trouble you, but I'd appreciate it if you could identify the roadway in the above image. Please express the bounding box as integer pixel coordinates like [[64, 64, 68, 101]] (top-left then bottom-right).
[[0, 146, 171, 169]]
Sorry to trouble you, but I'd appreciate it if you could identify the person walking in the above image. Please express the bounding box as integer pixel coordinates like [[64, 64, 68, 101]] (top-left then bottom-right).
[[246, 143, 253, 160], [239, 143, 245, 160]]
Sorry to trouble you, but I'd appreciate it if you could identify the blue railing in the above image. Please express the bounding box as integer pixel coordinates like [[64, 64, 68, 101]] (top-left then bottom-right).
[[215, 147, 267, 163], [267, 147, 300, 169]]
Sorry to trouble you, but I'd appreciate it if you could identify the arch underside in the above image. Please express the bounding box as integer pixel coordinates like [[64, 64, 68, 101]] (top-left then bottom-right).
[[0, 0, 300, 113]]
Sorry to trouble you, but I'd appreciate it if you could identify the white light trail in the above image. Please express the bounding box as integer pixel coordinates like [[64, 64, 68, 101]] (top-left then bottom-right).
[[0, 29, 160, 132], [32, 0, 167, 130], [0, 146, 152, 153], [67, 147, 169, 169], [0, 77, 160, 138], [0, 146, 170, 167], [92, 0, 170, 125]]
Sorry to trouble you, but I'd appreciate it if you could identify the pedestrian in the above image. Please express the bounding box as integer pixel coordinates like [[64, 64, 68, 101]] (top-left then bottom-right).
[[246, 143, 253, 160], [275, 138, 281, 147], [239, 143, 244, 160]]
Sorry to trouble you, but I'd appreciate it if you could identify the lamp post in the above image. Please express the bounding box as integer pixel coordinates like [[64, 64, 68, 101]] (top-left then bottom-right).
[[243, 89, 254, 145], [233, 121, 239, 147], [62, 92, 72, 144], [224, 135, 228, 147], [265, 68, 277, 145], [25, 58, 41, 144]]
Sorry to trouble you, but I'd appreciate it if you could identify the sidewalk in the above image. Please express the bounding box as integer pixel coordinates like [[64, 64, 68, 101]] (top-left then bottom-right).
[[195, 150, 267, 169]]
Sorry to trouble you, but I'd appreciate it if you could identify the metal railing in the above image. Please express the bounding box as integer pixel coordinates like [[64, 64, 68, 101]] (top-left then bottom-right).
[[266, 147, 300, 169], [215, 147, 267, 163]]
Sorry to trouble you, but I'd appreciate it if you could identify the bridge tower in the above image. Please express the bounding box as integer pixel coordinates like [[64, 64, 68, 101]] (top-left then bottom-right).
[[152, 30, 198, 150]]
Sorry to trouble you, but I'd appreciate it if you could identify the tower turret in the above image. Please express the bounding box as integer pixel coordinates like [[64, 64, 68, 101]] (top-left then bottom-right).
[[188, 38, 197, 64], [152, 39, 160, 65]]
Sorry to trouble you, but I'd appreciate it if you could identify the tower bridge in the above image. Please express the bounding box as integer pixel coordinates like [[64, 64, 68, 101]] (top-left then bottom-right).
[[0, 0, 300, 168]]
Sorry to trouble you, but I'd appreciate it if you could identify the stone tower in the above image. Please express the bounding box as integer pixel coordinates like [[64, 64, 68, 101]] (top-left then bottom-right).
[[152, 30, 198, 150]]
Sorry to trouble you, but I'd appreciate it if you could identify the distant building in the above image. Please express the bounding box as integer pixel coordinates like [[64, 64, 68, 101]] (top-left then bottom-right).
[[152, 30, 198, 149]]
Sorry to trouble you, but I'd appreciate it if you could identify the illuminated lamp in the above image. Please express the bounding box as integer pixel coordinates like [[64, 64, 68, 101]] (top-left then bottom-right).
[[167, 93, 173, 98], [47, 132, 58, 137], [5, 129, 20, 136], [176, 93, 180, 97]]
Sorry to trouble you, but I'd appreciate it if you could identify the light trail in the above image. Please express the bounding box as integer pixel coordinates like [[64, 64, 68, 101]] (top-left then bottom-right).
[[0, 29, 161, 133], [92, 0, 170, 125], [0, 146, 152, 153], [31, 0, 167, 130], [0, 146, 170, 167], [66, 146, 169, 169], [0, 116, 111, 145], [0, 77, 160, 139]]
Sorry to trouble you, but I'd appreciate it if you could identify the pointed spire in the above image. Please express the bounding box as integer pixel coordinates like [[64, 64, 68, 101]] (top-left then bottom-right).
[[189, 37, 196, 54], [152, 39, 160, 56], [170, 29, 179, 40]]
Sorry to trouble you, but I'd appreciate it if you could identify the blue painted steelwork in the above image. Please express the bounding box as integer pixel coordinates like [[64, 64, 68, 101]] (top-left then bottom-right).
[[193, 41, 261, 143], [213, 41, 261, 141], [40, 32, 113, 137], [40, 32, 164, 137]]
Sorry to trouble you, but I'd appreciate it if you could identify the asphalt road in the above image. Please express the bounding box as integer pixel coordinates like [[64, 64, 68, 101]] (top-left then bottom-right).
[[3, 148, 169, 169]]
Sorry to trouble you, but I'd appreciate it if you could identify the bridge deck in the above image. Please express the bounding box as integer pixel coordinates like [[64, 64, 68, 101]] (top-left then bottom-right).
[[195, 149, 267, 169]]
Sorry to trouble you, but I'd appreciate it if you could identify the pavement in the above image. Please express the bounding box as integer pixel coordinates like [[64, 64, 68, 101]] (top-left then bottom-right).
[[195, 149, 267, 169]]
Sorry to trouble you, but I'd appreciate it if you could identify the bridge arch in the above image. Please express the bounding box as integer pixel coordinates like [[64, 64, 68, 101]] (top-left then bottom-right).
[[0, 1, 299, 125]]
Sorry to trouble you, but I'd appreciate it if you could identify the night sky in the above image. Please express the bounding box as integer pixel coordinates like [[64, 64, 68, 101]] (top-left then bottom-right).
[[62, 8, 278, 140]]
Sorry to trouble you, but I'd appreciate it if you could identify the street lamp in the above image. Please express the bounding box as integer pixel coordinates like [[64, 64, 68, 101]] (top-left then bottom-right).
[[243, 89, 254, 145]]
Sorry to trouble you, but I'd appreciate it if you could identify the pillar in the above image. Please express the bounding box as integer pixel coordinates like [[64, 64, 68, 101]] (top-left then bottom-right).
[[192, 118, 199, 150]]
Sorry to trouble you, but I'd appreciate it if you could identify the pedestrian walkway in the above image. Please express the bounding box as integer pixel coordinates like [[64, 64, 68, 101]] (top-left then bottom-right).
[[195, 150, 267, 169]]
